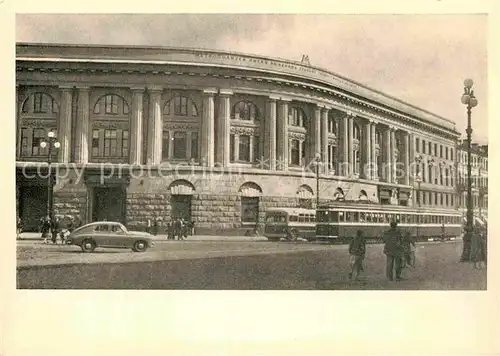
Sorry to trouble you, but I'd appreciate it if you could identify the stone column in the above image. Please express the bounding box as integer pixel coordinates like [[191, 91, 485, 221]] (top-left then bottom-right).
[[234, 135, 240, 161], [404, 132, 410, 185], [364, 120, 371, 179], [58, 86, 73, 163], [321, 108, 329, 174], [147, 88, 163, 165], [276, 100, 289, 170], [409, 133, 415, 185], [348, 115, 354, 177], [265, 97, 277, 170], [341, 115, 349, 176], [216, 90, 232, 167], [370, 121, 377, 180], [313, 106, 321, 161], [201, 89, 216, 167], [384, 127, 391, 183], [390, 128, 397, 183], [75, 87, 90, 164], [130, 88, 144, 165]]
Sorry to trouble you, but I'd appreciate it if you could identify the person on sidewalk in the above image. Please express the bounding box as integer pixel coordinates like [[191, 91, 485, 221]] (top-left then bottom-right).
[[382, 221, 405, 281], [348, 230, 366, 280], [16, 216, 23, 240], [471, 226, 486, 269]]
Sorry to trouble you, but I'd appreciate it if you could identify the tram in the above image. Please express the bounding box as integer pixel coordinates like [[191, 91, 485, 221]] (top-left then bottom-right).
[[315, 202, 462, 243], [264, 208, 316, 241]]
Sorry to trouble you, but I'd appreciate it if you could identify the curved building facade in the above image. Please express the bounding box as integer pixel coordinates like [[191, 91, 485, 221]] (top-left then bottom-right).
[[16, 43, 461, 234]]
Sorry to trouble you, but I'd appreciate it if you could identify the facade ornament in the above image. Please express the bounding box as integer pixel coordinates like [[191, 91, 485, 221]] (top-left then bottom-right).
[[230, 125, 260, 136], [92, 120, 129, 129], [301, 54, 310, 65], [288, 131, 306, 140], [19, 118, 56, 128], [164, 122, 200, 131]]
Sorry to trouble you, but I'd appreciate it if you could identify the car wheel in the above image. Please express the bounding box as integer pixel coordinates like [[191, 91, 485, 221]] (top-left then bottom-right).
[[132, 240, 148, 252], [81, 239, 96, 253]]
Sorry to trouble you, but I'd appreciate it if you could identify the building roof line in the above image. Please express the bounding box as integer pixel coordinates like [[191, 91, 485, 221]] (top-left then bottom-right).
[[16, 42, 456, 126]]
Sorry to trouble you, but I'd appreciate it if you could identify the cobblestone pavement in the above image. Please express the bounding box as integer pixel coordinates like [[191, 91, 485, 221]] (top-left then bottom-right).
[[17, 239, 486, 290]]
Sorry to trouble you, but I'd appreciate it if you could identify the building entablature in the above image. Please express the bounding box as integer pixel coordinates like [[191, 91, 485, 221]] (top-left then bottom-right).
[[17, 43, 458, 139]]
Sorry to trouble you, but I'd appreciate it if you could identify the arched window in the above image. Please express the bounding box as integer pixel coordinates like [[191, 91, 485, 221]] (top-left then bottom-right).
[[18, 92, 59, 160], [93, 94, 129, 115], [359, 190, 368, 201], [233, 100, 259, 121], [288, 107, 307, 127], [297, 185, 314, 209], [239, 182, 262, 224], [353, 124, 361, 140], [162, 95, 200, 162], [21, 92, 58, 114], [91, 94, 131, 162], [334, 187, 345, 201], [163, 95, 198, 117], [375, 130, 382, 145]]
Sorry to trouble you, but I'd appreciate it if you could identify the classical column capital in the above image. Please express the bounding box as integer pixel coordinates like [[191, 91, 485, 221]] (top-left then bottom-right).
[[59, 85, 74, 91], [219, 89, 233, 96], [75, 86, 90, 91], [147, 86, 163, 93], [202, 88, 218, 95], [130, 87, 146, 93], [268, 95, 280, 101]]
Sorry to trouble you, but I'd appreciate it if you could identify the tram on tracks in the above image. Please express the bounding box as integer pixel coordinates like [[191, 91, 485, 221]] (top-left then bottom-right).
[[263, 208, 316, 241], [314, 202, 462, 243]]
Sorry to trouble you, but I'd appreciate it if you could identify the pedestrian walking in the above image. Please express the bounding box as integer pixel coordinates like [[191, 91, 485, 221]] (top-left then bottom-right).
[[147, 219, 151, 234], [382, 221, 405, 281], [51, 216, 60, 244], [471, 226, 486, 269], [348, 230, 366, 281], [41, 216, 51, 243], [167, 222, 173, 240], [190, 220, 195, 236], [401, 231, 416, 268]]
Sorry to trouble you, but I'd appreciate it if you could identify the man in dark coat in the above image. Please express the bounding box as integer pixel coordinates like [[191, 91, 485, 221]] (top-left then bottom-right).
[[382, 221, 405, 281], [348, 230, 366, 280]]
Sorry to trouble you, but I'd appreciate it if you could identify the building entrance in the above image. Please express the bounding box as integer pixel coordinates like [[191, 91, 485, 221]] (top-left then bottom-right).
[[18, 185, 48, 232], [92, 187, 126, 223], [171, 195, 192, 221]]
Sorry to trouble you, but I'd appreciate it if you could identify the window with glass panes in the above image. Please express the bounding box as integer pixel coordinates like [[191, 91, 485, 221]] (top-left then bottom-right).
[[173, 131, 187, 159], [238, 135, 251, 162], [233, 101, 259, 121], [290, 139, 300, 166], [91, 129, 129, 159]]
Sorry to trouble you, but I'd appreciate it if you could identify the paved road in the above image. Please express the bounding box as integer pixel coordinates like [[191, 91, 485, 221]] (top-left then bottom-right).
[[17, 240, 486, 290]]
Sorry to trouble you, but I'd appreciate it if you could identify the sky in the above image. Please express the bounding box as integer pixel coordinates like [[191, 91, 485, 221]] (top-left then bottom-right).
[[16, 13, 488, 143]]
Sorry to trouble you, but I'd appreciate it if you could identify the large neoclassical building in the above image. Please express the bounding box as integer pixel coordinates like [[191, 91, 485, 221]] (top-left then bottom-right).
[[16, 42, 461, 233]]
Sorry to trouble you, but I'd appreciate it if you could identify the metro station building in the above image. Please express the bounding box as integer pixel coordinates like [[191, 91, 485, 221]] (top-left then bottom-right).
[[16, 43, 462, 234]]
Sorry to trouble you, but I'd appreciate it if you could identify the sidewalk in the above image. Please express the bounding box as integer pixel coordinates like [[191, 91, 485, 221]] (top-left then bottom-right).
[[16, 232, 268, 242]]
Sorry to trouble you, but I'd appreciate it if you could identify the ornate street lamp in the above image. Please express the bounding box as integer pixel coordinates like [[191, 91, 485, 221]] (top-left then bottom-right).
[[314, 152, 321, 208], [40, 131, 60, 220], [460, 78, 478, 262]]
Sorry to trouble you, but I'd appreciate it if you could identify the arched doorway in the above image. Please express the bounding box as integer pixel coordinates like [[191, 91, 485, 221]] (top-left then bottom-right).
[[297, 184, 314, 209], [238, 182, 262, 224], [169, 180, 195, 221]]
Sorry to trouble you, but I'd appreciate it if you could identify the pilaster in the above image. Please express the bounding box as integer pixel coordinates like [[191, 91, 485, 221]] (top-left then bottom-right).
[[75, 87, 90, 164], [58, 86, 73, 163], [130, 87, 144, 165]]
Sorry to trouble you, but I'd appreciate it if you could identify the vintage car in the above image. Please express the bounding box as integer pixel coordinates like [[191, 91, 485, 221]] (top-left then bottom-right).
[[66, 221, 155, 253]]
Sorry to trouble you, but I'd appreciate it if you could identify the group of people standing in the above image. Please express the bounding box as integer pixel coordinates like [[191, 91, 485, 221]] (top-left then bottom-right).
[[18, 215, 81, 244], [348, 220, 487, 282], [166, 218, 194, 240]]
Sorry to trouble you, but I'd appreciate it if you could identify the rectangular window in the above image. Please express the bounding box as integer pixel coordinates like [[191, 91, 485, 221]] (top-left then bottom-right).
[[122, 130, 129, 158], [253, 136, 260, 162], [92, 129, 100, 157], [445, 147, 449, 160], [173, 131, 187, 159], [290, 139, 300, 166], [33, 93, 43, 113], [21, 128, 30, 156], [422, 140, 426, 154], [428, 142, 432, 155], [230, 134, 235, 163], [301, 141, 306, 165], [104, 129, 118, 157], [440, 194, 444, 205], [241, 197, 259, 223], [238, 135, 250, 162], [450, 148, 454, 161], [416, 138, 420, 153], [190, 132, 199, 160], [162, 131, 170, 160], [434, 143, 437, 157], [31, 128, 46, 155], [174, 96, 188, 116], [434, 193, 438, 205]]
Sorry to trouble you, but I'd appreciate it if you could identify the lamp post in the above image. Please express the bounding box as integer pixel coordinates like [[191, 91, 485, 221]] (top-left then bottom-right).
[[314, 152, 321, 209], [460, 78, 478, 262], [40, 131, 60, 221]]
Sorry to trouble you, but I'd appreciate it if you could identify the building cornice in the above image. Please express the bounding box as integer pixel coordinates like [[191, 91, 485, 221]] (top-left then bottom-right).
[[16, 42, 457, 132]]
